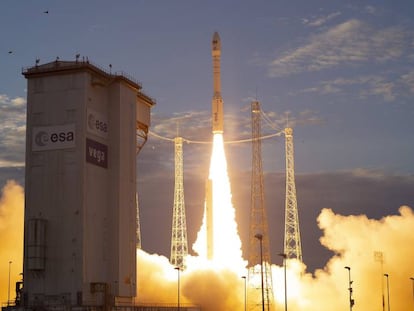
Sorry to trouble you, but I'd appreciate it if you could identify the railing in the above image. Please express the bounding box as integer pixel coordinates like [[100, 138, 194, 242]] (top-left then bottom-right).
[[21, 59, 143, 90]]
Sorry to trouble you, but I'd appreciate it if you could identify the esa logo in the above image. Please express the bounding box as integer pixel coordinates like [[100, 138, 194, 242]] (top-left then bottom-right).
[[32, 124, 76, 151], [34, 131, 74, 146], [87, 109, 108, 139]]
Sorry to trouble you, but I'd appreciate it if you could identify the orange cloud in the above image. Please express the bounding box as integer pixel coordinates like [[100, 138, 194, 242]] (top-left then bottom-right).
[[0, 180, 24, 305]]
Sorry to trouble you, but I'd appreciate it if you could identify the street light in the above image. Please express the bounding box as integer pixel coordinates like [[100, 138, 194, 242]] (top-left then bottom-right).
[[344, 266, 354, 311], [241, 276, 247, 311], [175, 267, 181, 311], [374, 251, 385, 311], [384, 274, 390, 311], [278, 253, 287, 311], [254, 233, 265, 311], [8, 261, 12, 306]]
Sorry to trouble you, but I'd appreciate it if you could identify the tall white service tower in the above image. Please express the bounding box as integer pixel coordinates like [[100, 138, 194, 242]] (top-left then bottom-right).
[[22, 59, 155, 310]]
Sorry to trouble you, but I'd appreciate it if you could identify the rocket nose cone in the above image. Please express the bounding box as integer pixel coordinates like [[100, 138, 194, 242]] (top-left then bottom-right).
[[213, 32, 220, 41], [212, 32, 221, 50]]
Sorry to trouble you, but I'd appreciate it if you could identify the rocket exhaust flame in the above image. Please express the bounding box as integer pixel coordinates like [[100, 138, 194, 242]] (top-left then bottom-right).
[[193, 133, 246, 272], [193, 32, 245, 271]]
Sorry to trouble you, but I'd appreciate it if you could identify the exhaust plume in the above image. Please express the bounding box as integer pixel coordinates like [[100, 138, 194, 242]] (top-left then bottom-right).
[[0, 180, 24, 304], [1, 179, 414, 310]]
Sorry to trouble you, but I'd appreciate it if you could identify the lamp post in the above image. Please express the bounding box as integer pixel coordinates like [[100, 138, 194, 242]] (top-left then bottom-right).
[[374, 251, 385, 311], [242, 276, 247, 311], [278, 253, 287, 311], [410, 277, 414, 309], [8, 261, 12, 306], [344, 266, 354, 311], [175, 267, 181, 311], [254, 233, 265, 311], [384, 274, 390, 311]]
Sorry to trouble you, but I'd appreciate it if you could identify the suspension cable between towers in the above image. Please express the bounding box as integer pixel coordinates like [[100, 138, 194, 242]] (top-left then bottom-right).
[[148, 130, 283, 145]]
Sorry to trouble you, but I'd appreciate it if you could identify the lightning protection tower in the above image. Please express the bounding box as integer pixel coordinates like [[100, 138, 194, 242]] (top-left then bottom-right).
[[248, 101, 273, 311], [22, 59, 155, 309], [170, 136, 188, 268], [283, 127, 302, 261]]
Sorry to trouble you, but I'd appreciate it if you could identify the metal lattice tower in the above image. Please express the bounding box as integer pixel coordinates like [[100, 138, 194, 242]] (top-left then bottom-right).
[[283, 127, 302, 261], [170, 136, 189, 268], [248, 101, 274, 311]]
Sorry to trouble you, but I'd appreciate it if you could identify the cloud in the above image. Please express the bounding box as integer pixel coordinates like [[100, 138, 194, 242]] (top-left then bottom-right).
[[135, 200, 414, 311], [303, 12, 341, 27], [361, 80, 395, 101], [268, 20, 414, 77], [0, 168, 24, 189], [364, 5, 379, 16], [0, 180, 24, 304], [296, 71, 414, 102], [305, 206, 414, 311], [1, 165, 414, 310], [400, 70, 414, 93], [0, 94, 26, 167]]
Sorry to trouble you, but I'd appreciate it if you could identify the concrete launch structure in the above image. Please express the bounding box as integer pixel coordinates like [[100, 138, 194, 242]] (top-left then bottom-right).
[[21, 59, 155, 310], [211, 32, 223, 134]]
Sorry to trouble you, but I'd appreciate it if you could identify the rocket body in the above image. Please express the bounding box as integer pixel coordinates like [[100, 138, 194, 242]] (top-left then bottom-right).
[[212, 32, 224, 134]]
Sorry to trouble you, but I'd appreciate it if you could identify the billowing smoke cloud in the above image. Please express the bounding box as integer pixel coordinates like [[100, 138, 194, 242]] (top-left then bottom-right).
[[0, 180, 24, 304], [136, 206, 414, 311], [136, 250, 245, 310], [306, 206, 414, 311], [1, 180, 413, 310]]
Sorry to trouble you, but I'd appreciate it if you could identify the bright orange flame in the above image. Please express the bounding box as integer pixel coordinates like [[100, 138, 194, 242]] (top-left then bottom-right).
[[0, 181, 24, 304], [193, 134, 246, 273]]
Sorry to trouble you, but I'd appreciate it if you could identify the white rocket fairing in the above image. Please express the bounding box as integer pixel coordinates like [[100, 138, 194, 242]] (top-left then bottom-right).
[[206, 32, 222, 260], [212, 32, 224, 134]]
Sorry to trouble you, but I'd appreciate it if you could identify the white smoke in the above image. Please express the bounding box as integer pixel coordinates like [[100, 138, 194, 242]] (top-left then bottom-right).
[[1, 180, 413, 310]]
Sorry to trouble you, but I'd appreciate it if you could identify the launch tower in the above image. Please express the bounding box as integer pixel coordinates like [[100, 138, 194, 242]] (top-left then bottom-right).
[[283, 127, 302, 261], [22, 59, 155, 310], [170, 136, 189, 268], [248, 101, 273, 310]]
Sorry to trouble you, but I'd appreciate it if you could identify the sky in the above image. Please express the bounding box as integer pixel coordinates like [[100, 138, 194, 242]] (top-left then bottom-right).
[[1, 1, 414, 306]]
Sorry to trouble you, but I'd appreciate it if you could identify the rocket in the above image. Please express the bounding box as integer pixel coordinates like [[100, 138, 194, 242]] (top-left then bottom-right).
[[212, 32, 224, 134]]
